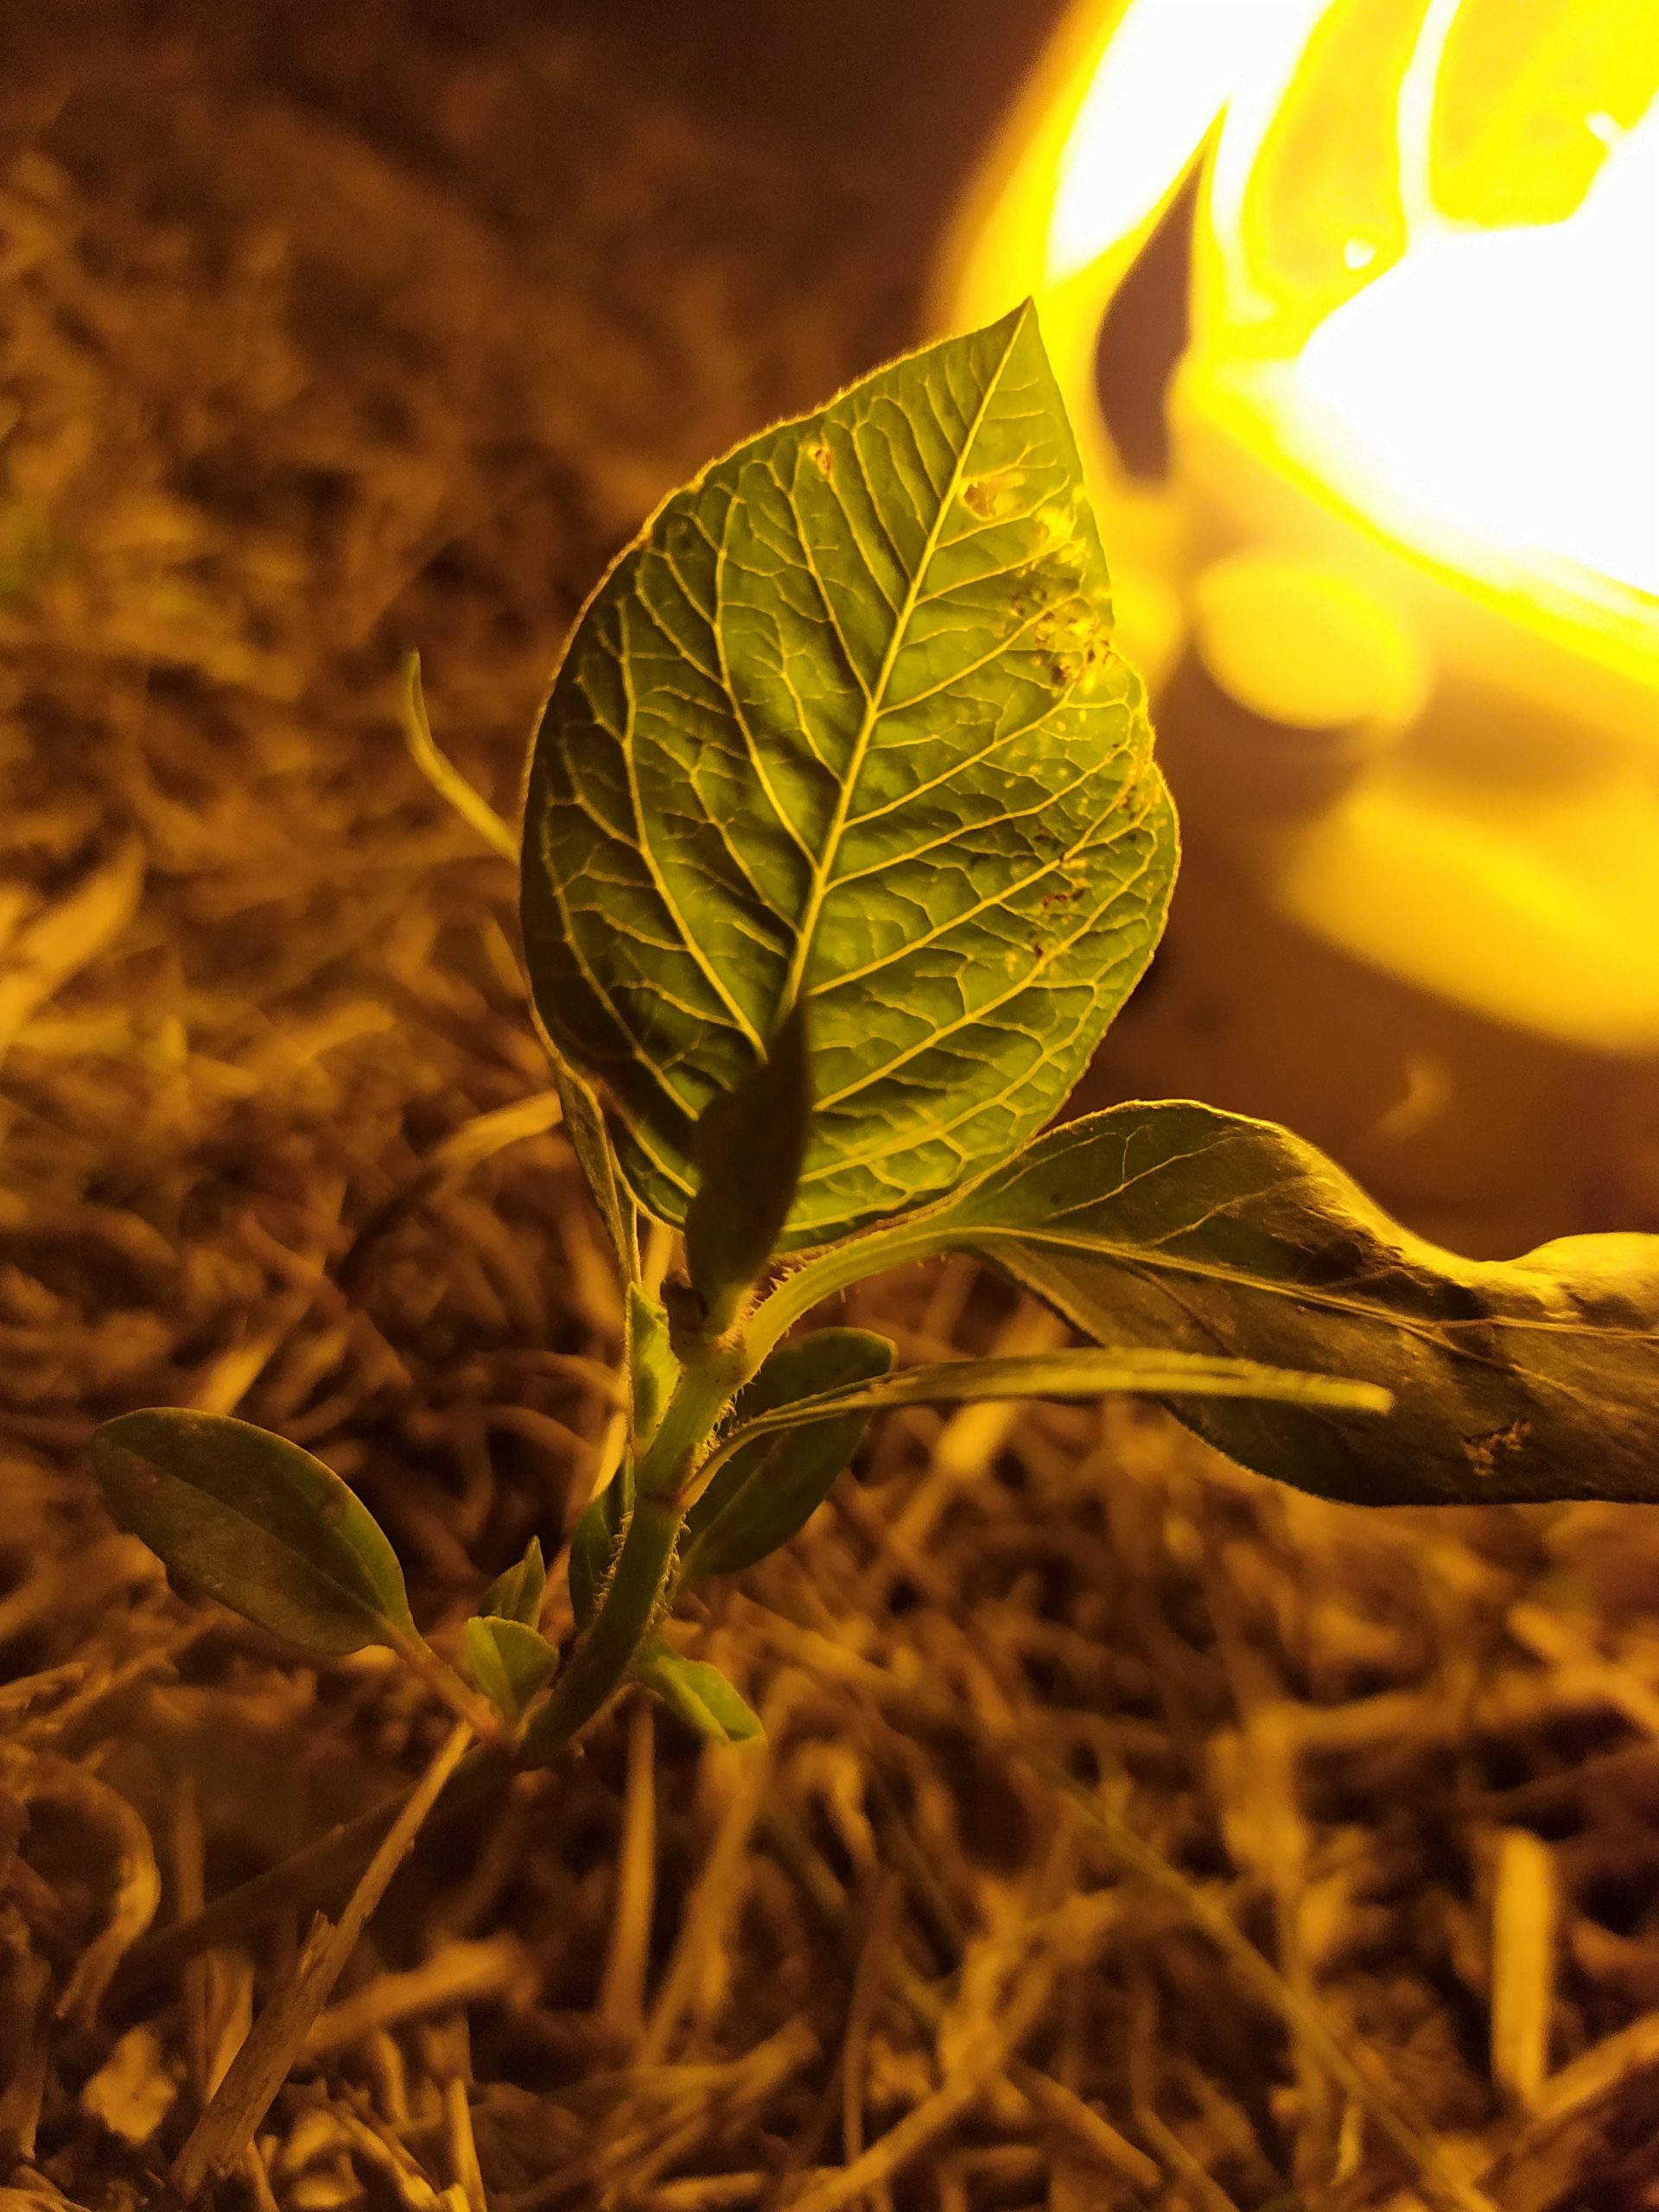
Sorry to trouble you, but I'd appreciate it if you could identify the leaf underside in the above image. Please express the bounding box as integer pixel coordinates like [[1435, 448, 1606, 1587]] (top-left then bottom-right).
[[546, 1052, 638, 1283], [522, 301, 1175, 1249], [683, 1326, 896, 1581], [628, 1284, 679, 1454], [569, 1481, 624, 1633], [92, 1408, 416, 1656], [922, 1102, 1659, 1508]]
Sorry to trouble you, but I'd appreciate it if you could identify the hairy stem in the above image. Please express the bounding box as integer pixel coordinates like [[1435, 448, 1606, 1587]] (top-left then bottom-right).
[[747, 1216, 942, 1366], [520, 1493, 683, 1763], [633, 1332, 752, 1499]]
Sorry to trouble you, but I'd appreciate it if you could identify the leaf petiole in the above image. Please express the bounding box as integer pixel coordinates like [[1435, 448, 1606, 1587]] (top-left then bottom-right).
[[679, 1345, 1391, 1516], [743, 1214, 945, 1366], [382, 1622, 510, 1750]]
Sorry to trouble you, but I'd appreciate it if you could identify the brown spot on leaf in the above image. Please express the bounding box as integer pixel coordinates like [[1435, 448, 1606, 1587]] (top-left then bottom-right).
[[1467, 1417, 1531, 1480]]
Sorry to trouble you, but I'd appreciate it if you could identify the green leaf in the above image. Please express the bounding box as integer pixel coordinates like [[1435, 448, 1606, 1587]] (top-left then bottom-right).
[[548, 1051, 639, 1285], [628, 1285, 679, 1454], [703, 1347, 1389, 1478], [635, 1645, 763, 1746], [569, 1480, 626, 1631], [521, 301, 1174, 1250], [682, 1326, 895, 1582], [464, 1615, 559, 1722], [92, 1408, 416, 1656], [922, 1102, 1659, 1508], [480, 1536, 545, 1627], [683, 1001, 810, 1325]]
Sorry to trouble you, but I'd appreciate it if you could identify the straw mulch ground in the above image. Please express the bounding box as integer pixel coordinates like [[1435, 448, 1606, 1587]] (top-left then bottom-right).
[[5, 9, 1659, 2209]]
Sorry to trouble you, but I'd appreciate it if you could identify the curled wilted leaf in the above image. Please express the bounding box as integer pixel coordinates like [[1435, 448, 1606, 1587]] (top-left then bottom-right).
[[916, 1103, 1659, 1507], [92, 1408, 416, 1656]]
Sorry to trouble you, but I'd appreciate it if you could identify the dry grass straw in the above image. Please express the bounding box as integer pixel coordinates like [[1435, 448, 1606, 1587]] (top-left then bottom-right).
[[3, 7, 1659, 2209]]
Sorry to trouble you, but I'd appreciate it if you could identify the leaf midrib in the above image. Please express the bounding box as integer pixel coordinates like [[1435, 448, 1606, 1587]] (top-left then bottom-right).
[[730, 1347, 1387, 1430], [771, 313, 1027, 1026], [617, 598, 766, 1058], [779, 1187, 1649, 1382], [983, 1223, 1656, 1366]]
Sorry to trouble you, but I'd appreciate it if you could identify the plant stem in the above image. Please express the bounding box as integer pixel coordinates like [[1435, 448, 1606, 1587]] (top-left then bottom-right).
[[520, 1493, 682, 1763], [125, 1279, 740, 1994], [632, 1335, 752, 1500], [518, 1330, 758, 1759]]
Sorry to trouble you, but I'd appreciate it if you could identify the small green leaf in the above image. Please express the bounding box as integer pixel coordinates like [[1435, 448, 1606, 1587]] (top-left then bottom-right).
[[700, 1347, 1388, 1491], [569, 1480, 626, 1631], [480, 1536, 545, 1627], [464, 1615, 559, 1722], [635, 1644, 763, 1745], [521, 302, 1174, 1249], [92, 1408, 416, 1656], [683, 1001, 810, 1326], [682, 1327, 894, 1582], [629, 1285, 680, 1453], [918, 1102, 1659, 1508], [549, 1051, 639, 1285]]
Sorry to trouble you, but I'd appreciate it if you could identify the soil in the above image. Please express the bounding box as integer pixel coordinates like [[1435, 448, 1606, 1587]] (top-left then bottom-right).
[[4, 6, 1659, 2209]]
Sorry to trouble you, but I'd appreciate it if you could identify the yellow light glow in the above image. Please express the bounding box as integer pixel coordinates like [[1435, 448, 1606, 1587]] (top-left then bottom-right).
[[1046, 0, 1329, 281], [1192, 551, 1427, 732], [1288, 98, 1659, 595], [937, 0, 1659, 1048]]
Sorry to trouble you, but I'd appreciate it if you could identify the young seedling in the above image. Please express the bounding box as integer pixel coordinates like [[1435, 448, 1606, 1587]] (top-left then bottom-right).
[[92, 303, 1659, 2181]]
